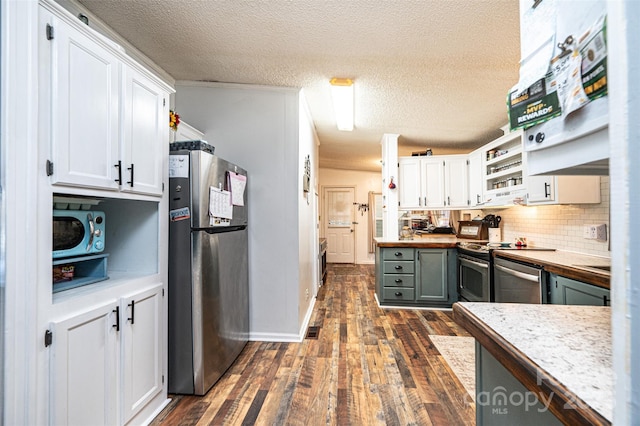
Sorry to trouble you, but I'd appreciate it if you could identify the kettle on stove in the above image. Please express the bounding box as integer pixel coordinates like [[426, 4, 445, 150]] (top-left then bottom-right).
[[483, 214, 502, 228]]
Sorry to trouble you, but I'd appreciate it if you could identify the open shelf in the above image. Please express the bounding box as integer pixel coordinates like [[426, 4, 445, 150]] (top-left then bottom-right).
[[53, 253, 109, 293]]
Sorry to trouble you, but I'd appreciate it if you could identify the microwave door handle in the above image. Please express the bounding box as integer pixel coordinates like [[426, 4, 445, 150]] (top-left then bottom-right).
[[494, 264, 539, 282], [86, 213, 95, 252]]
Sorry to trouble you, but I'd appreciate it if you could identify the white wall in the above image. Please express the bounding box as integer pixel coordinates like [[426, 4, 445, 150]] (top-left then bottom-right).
[[175, 82, 318, 341], [297, 92, 319, 329], [483, 177, 610, 257], [318, 168, 382, 264]]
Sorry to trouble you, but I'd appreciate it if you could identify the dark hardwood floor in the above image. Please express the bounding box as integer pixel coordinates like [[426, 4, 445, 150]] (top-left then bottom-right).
[[151, 264, 475, 425]]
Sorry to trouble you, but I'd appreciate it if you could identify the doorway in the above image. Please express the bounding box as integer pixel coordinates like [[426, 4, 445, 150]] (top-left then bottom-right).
[[323, 186, 355, 263]]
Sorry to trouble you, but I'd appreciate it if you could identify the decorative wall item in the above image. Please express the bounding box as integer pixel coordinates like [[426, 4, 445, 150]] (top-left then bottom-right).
[[303, 155, 311, 193]]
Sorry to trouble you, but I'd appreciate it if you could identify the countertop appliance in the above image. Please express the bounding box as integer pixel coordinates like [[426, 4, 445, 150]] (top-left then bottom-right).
[[168, 141, 249, 395]]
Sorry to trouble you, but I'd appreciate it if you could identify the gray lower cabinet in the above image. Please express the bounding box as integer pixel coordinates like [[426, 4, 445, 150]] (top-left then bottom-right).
[[376, 247, 457, 306], [549, 274, 610, 306], [476, 342, 562, 426], [415, 249, 448, 303]]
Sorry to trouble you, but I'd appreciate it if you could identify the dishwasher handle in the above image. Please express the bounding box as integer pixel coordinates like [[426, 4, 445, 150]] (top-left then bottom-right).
[[494, 264, 540, 282]]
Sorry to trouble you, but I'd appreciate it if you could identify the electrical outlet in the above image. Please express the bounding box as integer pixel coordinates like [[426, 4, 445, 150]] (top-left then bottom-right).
[[583, 224, 607, 241]]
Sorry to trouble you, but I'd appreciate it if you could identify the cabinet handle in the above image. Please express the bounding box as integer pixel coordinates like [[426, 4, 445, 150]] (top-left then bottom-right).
[[395, 292, 402, 297], [128, 300, 135, 324], [395, 279, 403, 283], [544, 182, 550, 198], [127, 163, 135, 187], [114, 160, 122, 184], [603, 295, 609, 306], [113, 306, 120, 331], [477, 194, 480, 204], [447, 196, 450, 206], [394, 252, 402, 257], [394, 265, 403, 270]]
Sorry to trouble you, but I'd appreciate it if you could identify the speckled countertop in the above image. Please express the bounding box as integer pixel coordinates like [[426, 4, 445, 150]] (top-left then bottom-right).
[[454, 302, 612, 423]]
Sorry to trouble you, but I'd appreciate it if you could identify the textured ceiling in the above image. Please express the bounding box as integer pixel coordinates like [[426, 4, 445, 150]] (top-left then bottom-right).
[[76, 0, 520, 172]]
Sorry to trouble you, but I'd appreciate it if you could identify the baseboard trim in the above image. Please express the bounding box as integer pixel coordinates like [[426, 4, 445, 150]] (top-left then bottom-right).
[[249, 296, 317, 342]]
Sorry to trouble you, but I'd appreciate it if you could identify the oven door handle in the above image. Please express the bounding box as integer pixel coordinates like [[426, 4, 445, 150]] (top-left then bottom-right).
[[494, 264, 539, 282], [460, 256, 489, 270]]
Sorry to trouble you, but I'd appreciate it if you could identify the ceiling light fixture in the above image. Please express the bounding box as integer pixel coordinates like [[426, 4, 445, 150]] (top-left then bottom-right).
[[329, 77, 354, 131]]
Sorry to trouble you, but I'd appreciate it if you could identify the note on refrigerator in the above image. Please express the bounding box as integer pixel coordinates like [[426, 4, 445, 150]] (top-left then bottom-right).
[[209, 186, 233, 220], [227, 171, 247, 206]]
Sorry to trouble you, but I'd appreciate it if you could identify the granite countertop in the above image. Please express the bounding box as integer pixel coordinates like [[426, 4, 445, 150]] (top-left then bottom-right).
[[493, 249, 610, 288], [454, 302, 612, 425]]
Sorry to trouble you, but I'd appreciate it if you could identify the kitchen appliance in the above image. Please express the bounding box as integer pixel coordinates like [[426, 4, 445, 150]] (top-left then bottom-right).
[[52, 209, 105, 259], [457, 242, 492, 302], [456, 242, 555, 303], [520, 0, 608, 175], [456, 221, 488, 240], [493, 257, 547, 304], [168, 141, 249, 395]]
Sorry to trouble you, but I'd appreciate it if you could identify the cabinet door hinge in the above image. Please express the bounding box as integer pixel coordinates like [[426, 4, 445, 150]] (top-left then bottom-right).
[[162, 182, 165, 192], [162, 288, 165, 297], [46, 24, 54, 40], [162, 375, 165, 384], [44, 330, 53, 347], [163, 98, 166, 107], [466, 159, 469, 165], [46, 160, 54, 176]]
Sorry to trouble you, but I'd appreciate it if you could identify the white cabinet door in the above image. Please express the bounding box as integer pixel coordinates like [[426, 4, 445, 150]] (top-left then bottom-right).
[[444, 156, 469, 207], [527, 175, 555, 203], [122, 67, 168, 196], [468, 150, 484, 206], [422, 158, 445, 207], [121, 284, 164, 424], [46, 11, 121, 190], [50, 300, 119, 426], [398, 157, 422, 208]]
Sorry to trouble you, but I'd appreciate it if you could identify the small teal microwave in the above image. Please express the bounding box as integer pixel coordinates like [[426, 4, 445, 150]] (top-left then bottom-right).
[[53, 210, 105, 259]]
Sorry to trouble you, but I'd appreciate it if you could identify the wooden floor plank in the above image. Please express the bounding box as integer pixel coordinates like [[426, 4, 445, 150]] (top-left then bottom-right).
[[152, 264, 476, 426]]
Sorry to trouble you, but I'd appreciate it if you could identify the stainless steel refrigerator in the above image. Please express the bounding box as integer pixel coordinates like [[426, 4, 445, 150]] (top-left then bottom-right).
[[168, 141, 249, 395]]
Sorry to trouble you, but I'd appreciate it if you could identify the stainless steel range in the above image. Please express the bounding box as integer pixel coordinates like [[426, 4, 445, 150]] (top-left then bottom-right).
[[457, 242, 492, 302]]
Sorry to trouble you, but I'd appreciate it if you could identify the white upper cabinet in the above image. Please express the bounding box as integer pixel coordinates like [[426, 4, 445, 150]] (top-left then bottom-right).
[[467, 149, 484, 207], [40, 5, 171, 197], [398, 157, 422, 208], [422, 158, 445, 208], [43, 10, 121, 191], [443, 155, 469, 208], [121, 67, 167, 196], [398, 155, 468, 209], [526, 175, 601, 205]]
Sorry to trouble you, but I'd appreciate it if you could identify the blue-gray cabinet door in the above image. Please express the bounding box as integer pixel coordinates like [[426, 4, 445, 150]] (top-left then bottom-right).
[[415, 249, 448, 302], [549, 274, 610, 306]]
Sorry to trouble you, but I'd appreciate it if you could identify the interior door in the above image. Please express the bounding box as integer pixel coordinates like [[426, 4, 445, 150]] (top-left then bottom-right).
[[324, 187, 355, 263]]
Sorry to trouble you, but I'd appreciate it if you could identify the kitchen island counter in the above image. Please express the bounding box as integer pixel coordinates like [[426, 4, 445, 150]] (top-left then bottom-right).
[[493, 249, 610, 289], [454, 302, 611, 425]]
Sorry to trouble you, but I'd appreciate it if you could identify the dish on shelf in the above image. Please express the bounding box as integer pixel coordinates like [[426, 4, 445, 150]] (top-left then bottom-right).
[[487, 242, 511, 248]]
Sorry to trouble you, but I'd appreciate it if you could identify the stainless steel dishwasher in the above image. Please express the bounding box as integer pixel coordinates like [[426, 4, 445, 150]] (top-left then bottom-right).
[[493, 257, 546, 303]]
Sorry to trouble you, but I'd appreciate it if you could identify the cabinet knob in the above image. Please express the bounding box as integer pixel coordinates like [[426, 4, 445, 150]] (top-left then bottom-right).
[[394, 265, 402, 270], [395, 279, 402, 283], [395, 292, 402, 297], [394, 252, 402, 257]]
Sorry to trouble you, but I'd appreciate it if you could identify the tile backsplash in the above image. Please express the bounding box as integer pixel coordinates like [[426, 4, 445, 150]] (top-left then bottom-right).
[[483, 177, 610, 257]]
